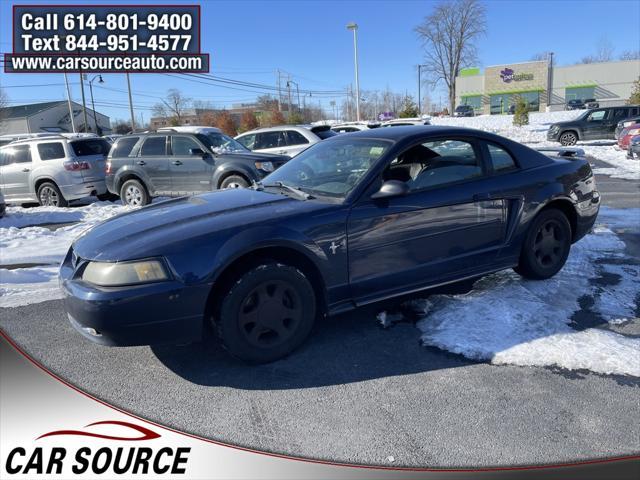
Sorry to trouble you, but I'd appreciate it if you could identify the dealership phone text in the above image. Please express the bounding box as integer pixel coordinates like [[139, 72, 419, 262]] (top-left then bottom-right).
[[4, 446, 191, 475]]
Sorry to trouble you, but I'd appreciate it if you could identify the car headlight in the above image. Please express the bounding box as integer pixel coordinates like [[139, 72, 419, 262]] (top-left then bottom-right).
[[82, 259, 169, 286], [255, 161, 274, 172]]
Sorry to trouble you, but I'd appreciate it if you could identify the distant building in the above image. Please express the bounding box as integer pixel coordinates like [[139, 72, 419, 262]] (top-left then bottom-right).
[[0, 100, 111, 135], [150, 103, 265, 129], [456, 59, 640, 114]]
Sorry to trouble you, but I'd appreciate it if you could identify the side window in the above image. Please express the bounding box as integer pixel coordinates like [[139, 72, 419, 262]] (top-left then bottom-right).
[[37, 142, 65, 161], [1, 145, 33, 165], [236, 134, 255, 149], [111, 137, 139, 158], [587, 110, 606, 121], [286, 130, 309, 146], [486, 143, 517, 172], [384, 139, 482, 192], [171, 136, 201, 155], [612, 108, 627, 119], [140, 136, 167, 156], [255, 131, 285, 149]]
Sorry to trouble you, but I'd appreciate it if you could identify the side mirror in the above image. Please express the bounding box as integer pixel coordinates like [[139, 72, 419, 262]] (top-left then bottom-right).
[[371, 180, 410, 200]]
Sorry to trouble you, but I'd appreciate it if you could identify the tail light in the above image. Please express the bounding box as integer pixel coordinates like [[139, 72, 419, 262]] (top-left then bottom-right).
[[63, 160, 90, 171], [105, 161, 112, 174], [628, 128, 640, 136]]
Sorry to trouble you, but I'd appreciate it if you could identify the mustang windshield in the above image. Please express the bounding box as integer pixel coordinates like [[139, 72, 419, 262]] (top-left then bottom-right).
[[262, 138, 390, 199]]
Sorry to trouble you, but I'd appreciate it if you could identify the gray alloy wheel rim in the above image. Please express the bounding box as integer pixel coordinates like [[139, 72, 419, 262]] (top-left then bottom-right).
[[39, 186, 59, 206], [560, 132, 577, 146], [225, 182, 242, 189], [238, 280, 303, 348], [124, 185, 144, 206]]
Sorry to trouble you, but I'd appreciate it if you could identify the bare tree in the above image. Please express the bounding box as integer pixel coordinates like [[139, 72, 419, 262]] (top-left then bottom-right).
[[530, 51, 554, 62], [153, 89, 191, 124], [580, 37, 614, 64], [619, 50, 640, 61], [415, 0, 487, 112]]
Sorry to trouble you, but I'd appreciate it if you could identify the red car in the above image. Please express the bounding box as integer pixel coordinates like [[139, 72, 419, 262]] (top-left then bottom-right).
[[617, 123, 640, 150]]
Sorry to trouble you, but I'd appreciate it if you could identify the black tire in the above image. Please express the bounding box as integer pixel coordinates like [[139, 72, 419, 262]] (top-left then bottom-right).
[[514, 209, 572, 280], [219, 175, 249, 189], [559, 131, 578, 146], [215, 262, 317, 363], [120, 179, 150, 207], [37, 182, 68, 207]]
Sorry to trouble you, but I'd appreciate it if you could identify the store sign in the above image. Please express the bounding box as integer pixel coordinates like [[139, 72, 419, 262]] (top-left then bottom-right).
[[500, 67, 534, 83]]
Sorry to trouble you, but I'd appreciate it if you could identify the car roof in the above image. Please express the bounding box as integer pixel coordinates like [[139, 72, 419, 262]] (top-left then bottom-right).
[[328, 124, 504, 141], [156, 126, 222, 134], [2, 134, 105, 146], [237, 125, 312, 135]]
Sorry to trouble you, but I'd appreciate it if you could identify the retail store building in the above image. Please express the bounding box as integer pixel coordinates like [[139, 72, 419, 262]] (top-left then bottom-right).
[[455, 59, 640, 114]]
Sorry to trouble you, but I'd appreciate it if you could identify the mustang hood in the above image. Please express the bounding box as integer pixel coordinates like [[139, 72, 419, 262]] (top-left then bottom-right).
[[72, 188, 316, 261]]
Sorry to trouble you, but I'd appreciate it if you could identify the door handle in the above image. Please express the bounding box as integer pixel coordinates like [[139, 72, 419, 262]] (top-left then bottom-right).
[[172, 160, 183, 166], [22, 168, 31, 172], [136, 160, 146, 166], [473, 193, 492, 202]]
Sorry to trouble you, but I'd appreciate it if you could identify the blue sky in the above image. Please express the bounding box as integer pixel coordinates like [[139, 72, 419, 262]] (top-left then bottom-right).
[[1, 0, 638, 122]]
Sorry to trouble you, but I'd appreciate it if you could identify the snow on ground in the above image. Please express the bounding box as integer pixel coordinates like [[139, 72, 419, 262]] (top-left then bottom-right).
[[0, 201, 133, 307], [431, 110, 640, 180], [380, 207, 640, 377]]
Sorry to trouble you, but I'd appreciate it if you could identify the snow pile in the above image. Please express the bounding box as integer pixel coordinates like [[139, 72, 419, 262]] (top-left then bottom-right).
[[431, 110, 640, 180], [0, 201, 132, 307], [379, 208, 640, 377]]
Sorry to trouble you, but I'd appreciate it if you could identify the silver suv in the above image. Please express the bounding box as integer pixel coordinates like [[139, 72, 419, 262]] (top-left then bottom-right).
[[235, 125, 337, 157], [0, 136, 110, 207]]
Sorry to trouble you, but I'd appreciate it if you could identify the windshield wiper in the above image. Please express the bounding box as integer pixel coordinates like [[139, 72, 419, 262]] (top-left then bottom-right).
[[254, 181, 314, 200]]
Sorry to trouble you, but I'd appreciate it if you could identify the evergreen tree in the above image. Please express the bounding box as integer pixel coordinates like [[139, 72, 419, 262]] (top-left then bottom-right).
[[398, 95, 419, 118], [513, 96, 529, 127]]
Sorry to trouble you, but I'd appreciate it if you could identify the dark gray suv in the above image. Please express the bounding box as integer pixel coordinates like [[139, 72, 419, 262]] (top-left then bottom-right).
[[106, 131, 290, 206]]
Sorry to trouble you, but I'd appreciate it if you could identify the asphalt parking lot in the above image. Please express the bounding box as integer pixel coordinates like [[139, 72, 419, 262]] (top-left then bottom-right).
[[0, 159, 638, 468]]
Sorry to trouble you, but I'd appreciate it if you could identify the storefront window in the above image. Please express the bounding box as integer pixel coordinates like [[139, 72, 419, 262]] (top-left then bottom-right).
[[490, 94, 511, 114], [565, 86, 596, 101], [490, 91, 540, 114], [461, 95, 482, 112]]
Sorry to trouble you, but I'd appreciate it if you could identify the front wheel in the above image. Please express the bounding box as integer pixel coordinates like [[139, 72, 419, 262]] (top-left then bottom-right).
[[559, 131, 578, 146], [219, 175, 249, 189], [215, 263, 317, 363], [515, 209, 572, 280]]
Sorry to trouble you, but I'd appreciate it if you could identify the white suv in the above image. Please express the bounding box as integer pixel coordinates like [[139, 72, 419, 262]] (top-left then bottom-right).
[[331, 122, 381, 133], [0, 136, 110, 207], [235, 125, 337, 157]]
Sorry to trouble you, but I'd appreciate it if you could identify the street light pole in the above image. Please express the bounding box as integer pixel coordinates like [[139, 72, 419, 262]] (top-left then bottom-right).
[[79, 73, 89, 132], [417, 64, 428, 116], [346, 22, 360, 121], [88, 74, 104, 135], [63, 72, 76, 133]]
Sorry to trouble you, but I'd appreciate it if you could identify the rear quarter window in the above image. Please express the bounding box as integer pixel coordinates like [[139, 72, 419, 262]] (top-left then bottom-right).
[[71, 139, 111, 156], [37, 142, 66, 160], [486, 143, 517, 172], [111, 137, 139, 158]]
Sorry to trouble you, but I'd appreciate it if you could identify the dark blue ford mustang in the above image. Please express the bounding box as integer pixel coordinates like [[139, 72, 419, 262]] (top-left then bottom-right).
[[60, 126, 600, 363]]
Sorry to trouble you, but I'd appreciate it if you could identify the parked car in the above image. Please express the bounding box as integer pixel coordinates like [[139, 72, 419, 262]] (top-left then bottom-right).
[[105, 130, 290, 206], [628, 135, 640, 159], [454, 105, 475, 117], [584, 98, 599, 109], [331, 122, 381, 133], [615, 116, 640, 139], [617, 123, 640, 150], [566, 99, 586, 110], [0, 132, 61, 148], [547, 105, 640, 145], [381, 117, 431, 127], [0, 136, 110, 207], [235, 125, 337, 157], [0, 190, 5, 218], [61, 126, 599, 364]]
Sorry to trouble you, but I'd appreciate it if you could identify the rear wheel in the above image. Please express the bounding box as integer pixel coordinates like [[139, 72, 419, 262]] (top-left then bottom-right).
[[214, 263, 316, 363], [219, 175, 249, 189], [120, 179, 150, 207], [559, 131, 578, 146], [515, 209, 572, 280], [37, 182, 68, 207]]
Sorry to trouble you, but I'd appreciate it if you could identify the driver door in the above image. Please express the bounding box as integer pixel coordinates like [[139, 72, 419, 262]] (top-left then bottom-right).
[[169, 135, 214, 194], [347, 137, 507, 304], [583, 109, 609, 140]]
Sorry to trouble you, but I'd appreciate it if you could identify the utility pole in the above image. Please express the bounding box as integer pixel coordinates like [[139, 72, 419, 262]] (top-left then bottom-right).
[[126, 73, 136, 132], [276, 69, 282, 111], [346, 23, 361, 121], [417, 64, 428, 116], [79, 73, 89, 132], [287, 76, 292, 121], [547, 52, 554, 111], [63, 72, 76, 133]]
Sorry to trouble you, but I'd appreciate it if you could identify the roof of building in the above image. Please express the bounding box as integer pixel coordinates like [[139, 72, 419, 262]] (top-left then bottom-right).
[[0, 101, 68, 119]]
